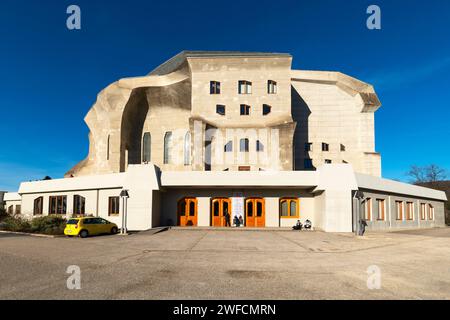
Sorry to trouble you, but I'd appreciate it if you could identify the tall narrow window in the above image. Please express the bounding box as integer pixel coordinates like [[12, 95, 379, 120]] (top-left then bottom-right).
[[109, 197, 120, 216], [49, 196, 67, 215], [256, 140, 264, 152], [406, 202, 414, 220], [428, 204, 434, 220], [365, 198, 372, 221], [7, 206, 13, 215], [238, 80, 252, 94], [268, 80, 277, 94], [322, 143, 329, 151], [240, 138, 249, 152], [396, 201, 403, 220], [184, 131, 191, 166], [210, 81, 221, 94], [15, 205, 21, 215], [33, 197, 43, 215], [73, 195, 86, 216], [240, 104, 251, 115], [224, 141, 233, 152], [107, 135, 110, 160], [262, 104, 272, 115], [376, 199, 385, 220], [420, 203, 426, 220], [142, 132, 151, 163], [163, 132, 172, 164]]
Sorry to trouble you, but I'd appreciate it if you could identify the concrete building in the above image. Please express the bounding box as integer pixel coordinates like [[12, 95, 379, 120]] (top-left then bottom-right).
[[9, 51, 448, 232], [3, 192, 22, 215]]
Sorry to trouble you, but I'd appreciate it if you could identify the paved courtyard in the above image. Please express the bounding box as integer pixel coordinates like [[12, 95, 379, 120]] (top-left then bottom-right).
[[0, 228, 450, 299]]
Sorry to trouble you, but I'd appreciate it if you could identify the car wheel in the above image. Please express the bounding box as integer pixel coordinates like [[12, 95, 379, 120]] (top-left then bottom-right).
[[111, 227, 118, 234], [79, 230, 89, 238]]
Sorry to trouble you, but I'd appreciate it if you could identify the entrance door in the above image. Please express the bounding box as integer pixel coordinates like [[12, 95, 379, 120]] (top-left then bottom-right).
[[211, 198, 231, 227], [245, 198, 265, 227], [177, 197, 198, 226]]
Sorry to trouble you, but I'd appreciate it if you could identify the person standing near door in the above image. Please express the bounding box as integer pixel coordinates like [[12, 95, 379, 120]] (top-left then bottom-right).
[[224, 208, 231, 227]]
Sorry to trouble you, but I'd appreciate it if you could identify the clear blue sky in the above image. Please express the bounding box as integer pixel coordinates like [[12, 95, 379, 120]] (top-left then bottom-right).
[[1, 0, 449, 191]]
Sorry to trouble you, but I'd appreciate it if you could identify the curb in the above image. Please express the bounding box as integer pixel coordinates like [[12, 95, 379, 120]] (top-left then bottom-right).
[[0, 230, 64, 238]]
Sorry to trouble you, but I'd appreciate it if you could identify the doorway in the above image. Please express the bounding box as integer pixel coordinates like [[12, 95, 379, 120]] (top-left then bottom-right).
[[177, 197, 198, 226], [211, 198, 232, 227], [245, 198, 265, 227]]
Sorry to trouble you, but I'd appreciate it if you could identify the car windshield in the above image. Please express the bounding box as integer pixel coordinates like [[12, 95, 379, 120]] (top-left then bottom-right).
[[66, 219, 79, 225]]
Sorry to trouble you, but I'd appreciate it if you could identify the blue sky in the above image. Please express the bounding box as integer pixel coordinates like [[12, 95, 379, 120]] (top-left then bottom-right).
[[0, 0, 449, 191]]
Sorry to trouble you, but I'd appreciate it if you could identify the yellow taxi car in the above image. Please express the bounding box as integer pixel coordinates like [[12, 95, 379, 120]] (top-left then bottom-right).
[[64, 217, 118, 238]]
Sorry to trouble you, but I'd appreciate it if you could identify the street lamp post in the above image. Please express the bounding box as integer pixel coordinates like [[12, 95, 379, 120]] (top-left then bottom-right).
[[120, 189, 130, 234]]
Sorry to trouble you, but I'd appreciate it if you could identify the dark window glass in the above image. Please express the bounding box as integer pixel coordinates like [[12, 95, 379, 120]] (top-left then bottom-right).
[[262, 104, 271, 115], [304, 159, 313, 169], [73, 195, 86, 215], [216, 105, 225, 115], [268, 80, 277, 94], [240, 104, 251, 115], [142, 132, 151, 163], [108, 197, 120, 216], [247, 201, 253, 217], [322, 143, 329, 152], [189, 202, 196, 216], [240, 138, 249, 152], [210, 81, 221, 94]]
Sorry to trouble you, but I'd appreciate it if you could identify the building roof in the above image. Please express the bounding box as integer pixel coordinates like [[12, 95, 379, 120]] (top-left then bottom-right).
[[149, 50, 291, 76]]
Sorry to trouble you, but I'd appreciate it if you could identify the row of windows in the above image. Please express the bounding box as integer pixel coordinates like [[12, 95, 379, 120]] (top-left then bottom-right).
[[224, 139, 264, 152], [363, 198, 435, 221], [210, 80, 277, 95], [216, 104, 272, 116], [7, 204, 21, 215], [305, 142, 346, 152], [33, 195, 118, 216], [140, 131, 192, 166]]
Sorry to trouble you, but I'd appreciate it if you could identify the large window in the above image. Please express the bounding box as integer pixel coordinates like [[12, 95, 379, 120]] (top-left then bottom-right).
[[268, 80, 277, 94], [238, 80, 252, 94], [109, 197, 120, 216], [428, 204, 434, 220], [184, 132, 191, 166], [142, 132, 151, 163], [240, 138, 249, 152], [280, 198, 299, 218], [406, 202, 414, 220], [210, 81, 221, 94], [376, 199, 385, 221], [240, 104, 251, 116], [73, 195, 86, 216], [49, 196, 67, 215], [34, 197, 43, 215], [163, 132, 172, 164], [395, 201, 403, 220]]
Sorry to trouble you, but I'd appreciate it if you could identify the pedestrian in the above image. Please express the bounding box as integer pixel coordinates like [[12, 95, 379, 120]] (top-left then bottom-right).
[[239, 215, 243, 227], [234, 215, 240, 227], [359, 219, 368, 236], [224, 209, 231, 227]]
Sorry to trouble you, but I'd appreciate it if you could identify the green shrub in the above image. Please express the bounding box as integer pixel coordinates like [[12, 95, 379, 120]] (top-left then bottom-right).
[[0, 216, 32, 233], [30, 215, 66, 235]]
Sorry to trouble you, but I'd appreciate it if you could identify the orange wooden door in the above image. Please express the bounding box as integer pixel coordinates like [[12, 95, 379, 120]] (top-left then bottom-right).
[[177, 198, 197, 226], [245, 198, 265, 227], [211, 198, 231, 227]]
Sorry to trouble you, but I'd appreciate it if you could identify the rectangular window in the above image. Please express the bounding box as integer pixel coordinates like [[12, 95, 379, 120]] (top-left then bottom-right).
[[428, 204, 434, 220], [325, 159, 332, 164], [268, 80, 277, 94], [238, 80, 252, 94], [256, 140, 264, 152], [396, 201, 403, 220], [49, 196, 67, 215], [376, 199, 385, 220], [15, 205, 21, 215], [109, 197, 120, 216], [240, 104, 251, 115], [210, 81, 220, 94], [420, 203, 426, 220], [280, 198, 299, 218], [73, 195, 86, 216], [365, 198, 372, 221], [240, 138, 249, 152], [340, 144, 346, 152], [33, 197, 43, 215], [406, 202, 414, 220], [305, 143, 312, 152], [304, 158, 313, 169], [7, 205, 13, 215], [322, 143, 329, 152], [216, 104, 225, 115]]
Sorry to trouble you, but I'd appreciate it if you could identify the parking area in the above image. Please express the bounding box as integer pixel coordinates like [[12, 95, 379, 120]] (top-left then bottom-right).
[[0, 228, 450, 299]]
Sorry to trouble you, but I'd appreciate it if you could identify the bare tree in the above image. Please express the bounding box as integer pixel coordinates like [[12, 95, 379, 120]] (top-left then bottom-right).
[[406, 164, 448, 184]]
